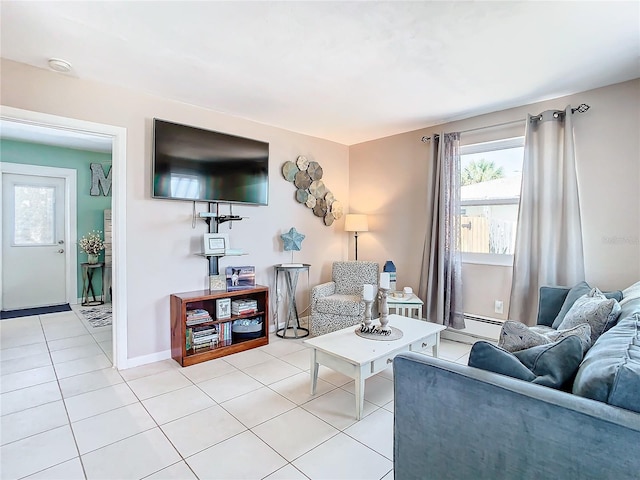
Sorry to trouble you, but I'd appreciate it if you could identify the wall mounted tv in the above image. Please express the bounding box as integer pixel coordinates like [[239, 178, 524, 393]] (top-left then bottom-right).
[[152, 119, 269, 205]]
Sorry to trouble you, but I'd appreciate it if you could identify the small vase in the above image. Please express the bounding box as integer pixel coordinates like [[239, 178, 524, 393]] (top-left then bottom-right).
[[87, 254, 99, 264]]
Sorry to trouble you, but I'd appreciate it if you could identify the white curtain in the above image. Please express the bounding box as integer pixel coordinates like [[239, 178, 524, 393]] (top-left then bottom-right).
[[419, 132, 465, 329], [509, 106, 585, 325]]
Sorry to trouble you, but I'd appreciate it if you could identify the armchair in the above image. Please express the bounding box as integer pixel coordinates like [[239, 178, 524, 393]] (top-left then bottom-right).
[[310, 261, 380, 336]]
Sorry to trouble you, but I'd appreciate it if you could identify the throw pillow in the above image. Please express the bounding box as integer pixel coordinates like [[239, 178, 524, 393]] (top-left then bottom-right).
[[499, 320, 591, 353], [537, 286, 570, 327], [469, 336, 584, 389], [468, 341, 536, 382], [499, 320, 549, 352], [557, 288, 622, 345], [551, 281, 591, 329], [513, 336, 584, 388], [551, 281, 624, 329]]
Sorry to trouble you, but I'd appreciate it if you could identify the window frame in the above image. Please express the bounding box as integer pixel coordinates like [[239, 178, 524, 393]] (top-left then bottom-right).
[[459, 136, 525, 266]]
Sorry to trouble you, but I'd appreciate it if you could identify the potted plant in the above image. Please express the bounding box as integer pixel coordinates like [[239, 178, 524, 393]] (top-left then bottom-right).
[[79, 230, 105, 264]]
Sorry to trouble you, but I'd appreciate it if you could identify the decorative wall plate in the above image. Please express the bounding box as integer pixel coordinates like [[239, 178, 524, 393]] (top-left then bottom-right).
[[282, 157, 342, 227], [331, 200, 344, 219], [307, 162, 323, 180], [309, 180, 327, 198], [296, 155, 309, 171], [295, 189, 308, 203], [294, 171, 312, 189], [313, 198, 327, 217], [325, 191, 335, 206], [324, 213, 335, 226], [305, 195, 317, 208], [282, 161, 299, 182]]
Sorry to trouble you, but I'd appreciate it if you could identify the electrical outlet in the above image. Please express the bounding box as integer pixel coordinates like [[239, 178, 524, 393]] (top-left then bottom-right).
[[494, 300, 504, 314]]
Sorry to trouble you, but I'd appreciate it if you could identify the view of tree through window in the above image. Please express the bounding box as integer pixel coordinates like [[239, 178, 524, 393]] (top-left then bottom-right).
[[460, 138, 524, 256], [14, 185, 56, 245]]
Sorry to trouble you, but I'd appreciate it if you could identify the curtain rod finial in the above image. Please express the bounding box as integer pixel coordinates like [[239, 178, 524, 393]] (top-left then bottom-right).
[[572, 103, 590, 114]]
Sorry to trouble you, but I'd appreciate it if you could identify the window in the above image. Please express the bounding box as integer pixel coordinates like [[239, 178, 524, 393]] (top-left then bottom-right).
[[13, 185, 56, 245], [460, 137, 524, 265]]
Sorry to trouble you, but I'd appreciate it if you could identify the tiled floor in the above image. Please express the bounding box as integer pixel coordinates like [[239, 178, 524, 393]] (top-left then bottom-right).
[[0, 307, 472, 480]]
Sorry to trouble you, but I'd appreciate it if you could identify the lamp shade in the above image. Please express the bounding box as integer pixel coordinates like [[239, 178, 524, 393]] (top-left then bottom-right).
[[344, 214, 369, 232]]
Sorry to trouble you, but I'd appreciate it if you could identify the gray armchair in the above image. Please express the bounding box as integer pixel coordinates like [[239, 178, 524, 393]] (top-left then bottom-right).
[[310, 261, 380, 336]]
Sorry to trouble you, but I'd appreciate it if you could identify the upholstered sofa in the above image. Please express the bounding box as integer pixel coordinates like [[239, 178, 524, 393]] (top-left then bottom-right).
[[393, 281, 640, 479], [310, 261, 379, 337]]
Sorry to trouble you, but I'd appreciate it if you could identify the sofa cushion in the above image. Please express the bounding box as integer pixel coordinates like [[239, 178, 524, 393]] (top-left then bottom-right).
[[315, 294, 363, 316], [537, 286, 570, 327], [499, 320, 591, 353], [558, 288, 622, 345], [573, 314, 640, 413], [469, 336, 584, 389], [551, 281, 623, 329]]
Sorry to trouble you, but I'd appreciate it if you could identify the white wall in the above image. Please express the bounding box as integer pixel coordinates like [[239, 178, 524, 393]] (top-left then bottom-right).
[[1, 59, 350, 362], [350, 79, 640, 319]]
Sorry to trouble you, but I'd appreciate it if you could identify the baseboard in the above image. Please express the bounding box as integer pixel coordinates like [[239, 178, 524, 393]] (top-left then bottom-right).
[[121, 349, 172, 370]]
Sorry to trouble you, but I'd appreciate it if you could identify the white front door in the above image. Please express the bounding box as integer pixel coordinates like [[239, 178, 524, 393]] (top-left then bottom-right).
[[2, 173, 67, 309]]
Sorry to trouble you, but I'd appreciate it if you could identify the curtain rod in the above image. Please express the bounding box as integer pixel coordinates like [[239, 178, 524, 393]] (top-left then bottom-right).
[[420, 103, 591, 142]]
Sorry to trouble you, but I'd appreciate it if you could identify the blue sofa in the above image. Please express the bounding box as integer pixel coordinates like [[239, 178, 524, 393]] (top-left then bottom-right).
[[393, 282, 640, 479]]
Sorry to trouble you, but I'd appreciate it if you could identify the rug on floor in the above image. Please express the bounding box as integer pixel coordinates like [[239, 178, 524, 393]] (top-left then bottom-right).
[[1, 303, 72, 319], [79, 305, 112, 327]]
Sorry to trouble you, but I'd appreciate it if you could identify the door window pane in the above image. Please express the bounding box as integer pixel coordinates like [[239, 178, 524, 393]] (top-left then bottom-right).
[[14, 185, 56, 245]]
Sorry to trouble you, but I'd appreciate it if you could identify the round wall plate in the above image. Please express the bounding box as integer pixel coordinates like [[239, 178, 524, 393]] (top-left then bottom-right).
[[307, 161, 323, 180], [295, 189, 308, 203], [309, 179, 327, 198], [325, 191, 335, 206], [331, 200, 344, 219], [324, 213, 335, 226], [305, 194, 317, 208], [294, 171, 312, 189], [282, 161, 299, 182], [296, 155, 309, 171]]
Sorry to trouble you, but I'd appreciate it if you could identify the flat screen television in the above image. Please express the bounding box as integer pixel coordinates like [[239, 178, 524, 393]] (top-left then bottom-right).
[[152, 119, 269, 205]]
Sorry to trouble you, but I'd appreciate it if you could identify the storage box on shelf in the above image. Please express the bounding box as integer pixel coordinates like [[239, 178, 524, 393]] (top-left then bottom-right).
[[170, 285, 269, 366]]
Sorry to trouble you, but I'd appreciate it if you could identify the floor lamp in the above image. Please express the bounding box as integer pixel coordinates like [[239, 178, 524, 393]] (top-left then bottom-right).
[[344, 214, 369, 260]]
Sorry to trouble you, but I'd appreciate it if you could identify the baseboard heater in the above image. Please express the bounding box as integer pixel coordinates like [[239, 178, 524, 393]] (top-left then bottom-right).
[[463, 313, 504, 326]]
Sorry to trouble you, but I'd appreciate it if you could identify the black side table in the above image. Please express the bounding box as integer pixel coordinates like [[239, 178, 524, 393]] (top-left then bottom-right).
[[275, 264, 310, 339], [81, 262, 105, 306]]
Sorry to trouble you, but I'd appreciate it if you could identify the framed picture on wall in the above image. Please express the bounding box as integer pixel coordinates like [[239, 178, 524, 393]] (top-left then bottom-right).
[[203, 233, 229, 255]]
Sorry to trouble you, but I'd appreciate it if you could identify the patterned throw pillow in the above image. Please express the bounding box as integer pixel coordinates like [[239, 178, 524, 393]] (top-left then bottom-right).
[[498, 320, 591, 353], [557, 287, 622, 345]]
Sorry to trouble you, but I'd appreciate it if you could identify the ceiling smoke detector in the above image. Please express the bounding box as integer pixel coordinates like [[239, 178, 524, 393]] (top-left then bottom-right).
[[47, 58, 72, 73]]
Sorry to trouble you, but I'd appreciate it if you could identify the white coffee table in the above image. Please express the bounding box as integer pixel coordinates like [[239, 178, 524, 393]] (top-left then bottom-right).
[[304, 314, 446, 420]]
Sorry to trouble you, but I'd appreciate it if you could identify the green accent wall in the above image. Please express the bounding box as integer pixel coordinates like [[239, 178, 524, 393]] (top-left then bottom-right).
[[1, 139, 112, 299]]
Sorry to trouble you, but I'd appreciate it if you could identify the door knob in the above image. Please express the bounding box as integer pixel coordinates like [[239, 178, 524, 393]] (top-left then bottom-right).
[[58, 249, 64, 254], [58, 240, 64, 244]]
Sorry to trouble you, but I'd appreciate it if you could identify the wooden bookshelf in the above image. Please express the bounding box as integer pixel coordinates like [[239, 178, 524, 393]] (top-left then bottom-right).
[[170, 286, 269, 367]]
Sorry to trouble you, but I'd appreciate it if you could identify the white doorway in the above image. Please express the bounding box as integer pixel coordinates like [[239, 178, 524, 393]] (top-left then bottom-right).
[[1, 106, 128, 369], [1, 164, 78, 310]]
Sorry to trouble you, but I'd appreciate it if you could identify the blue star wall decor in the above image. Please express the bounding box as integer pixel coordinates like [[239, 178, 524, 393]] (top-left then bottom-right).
[[281, 227, 306, 251]]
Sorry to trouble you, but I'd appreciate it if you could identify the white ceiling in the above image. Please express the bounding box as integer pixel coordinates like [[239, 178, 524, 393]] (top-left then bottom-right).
[[1, 1, 639, 146]]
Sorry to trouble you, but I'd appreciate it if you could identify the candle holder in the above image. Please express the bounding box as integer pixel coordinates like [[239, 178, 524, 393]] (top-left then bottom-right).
[[378, 287, 391, 331], [362, 298, 373, 329]]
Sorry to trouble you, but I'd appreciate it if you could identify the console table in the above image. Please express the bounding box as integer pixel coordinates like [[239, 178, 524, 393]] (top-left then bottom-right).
[[274, 264, 310, 339]]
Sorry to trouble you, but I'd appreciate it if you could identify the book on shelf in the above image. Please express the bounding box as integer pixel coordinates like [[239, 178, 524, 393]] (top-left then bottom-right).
[[186, 308, 212, 326], [231, 299, 258, 315]]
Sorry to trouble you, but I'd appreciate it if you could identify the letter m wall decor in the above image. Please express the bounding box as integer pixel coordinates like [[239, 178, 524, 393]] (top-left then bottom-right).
[[90, 163, 112, 196]]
